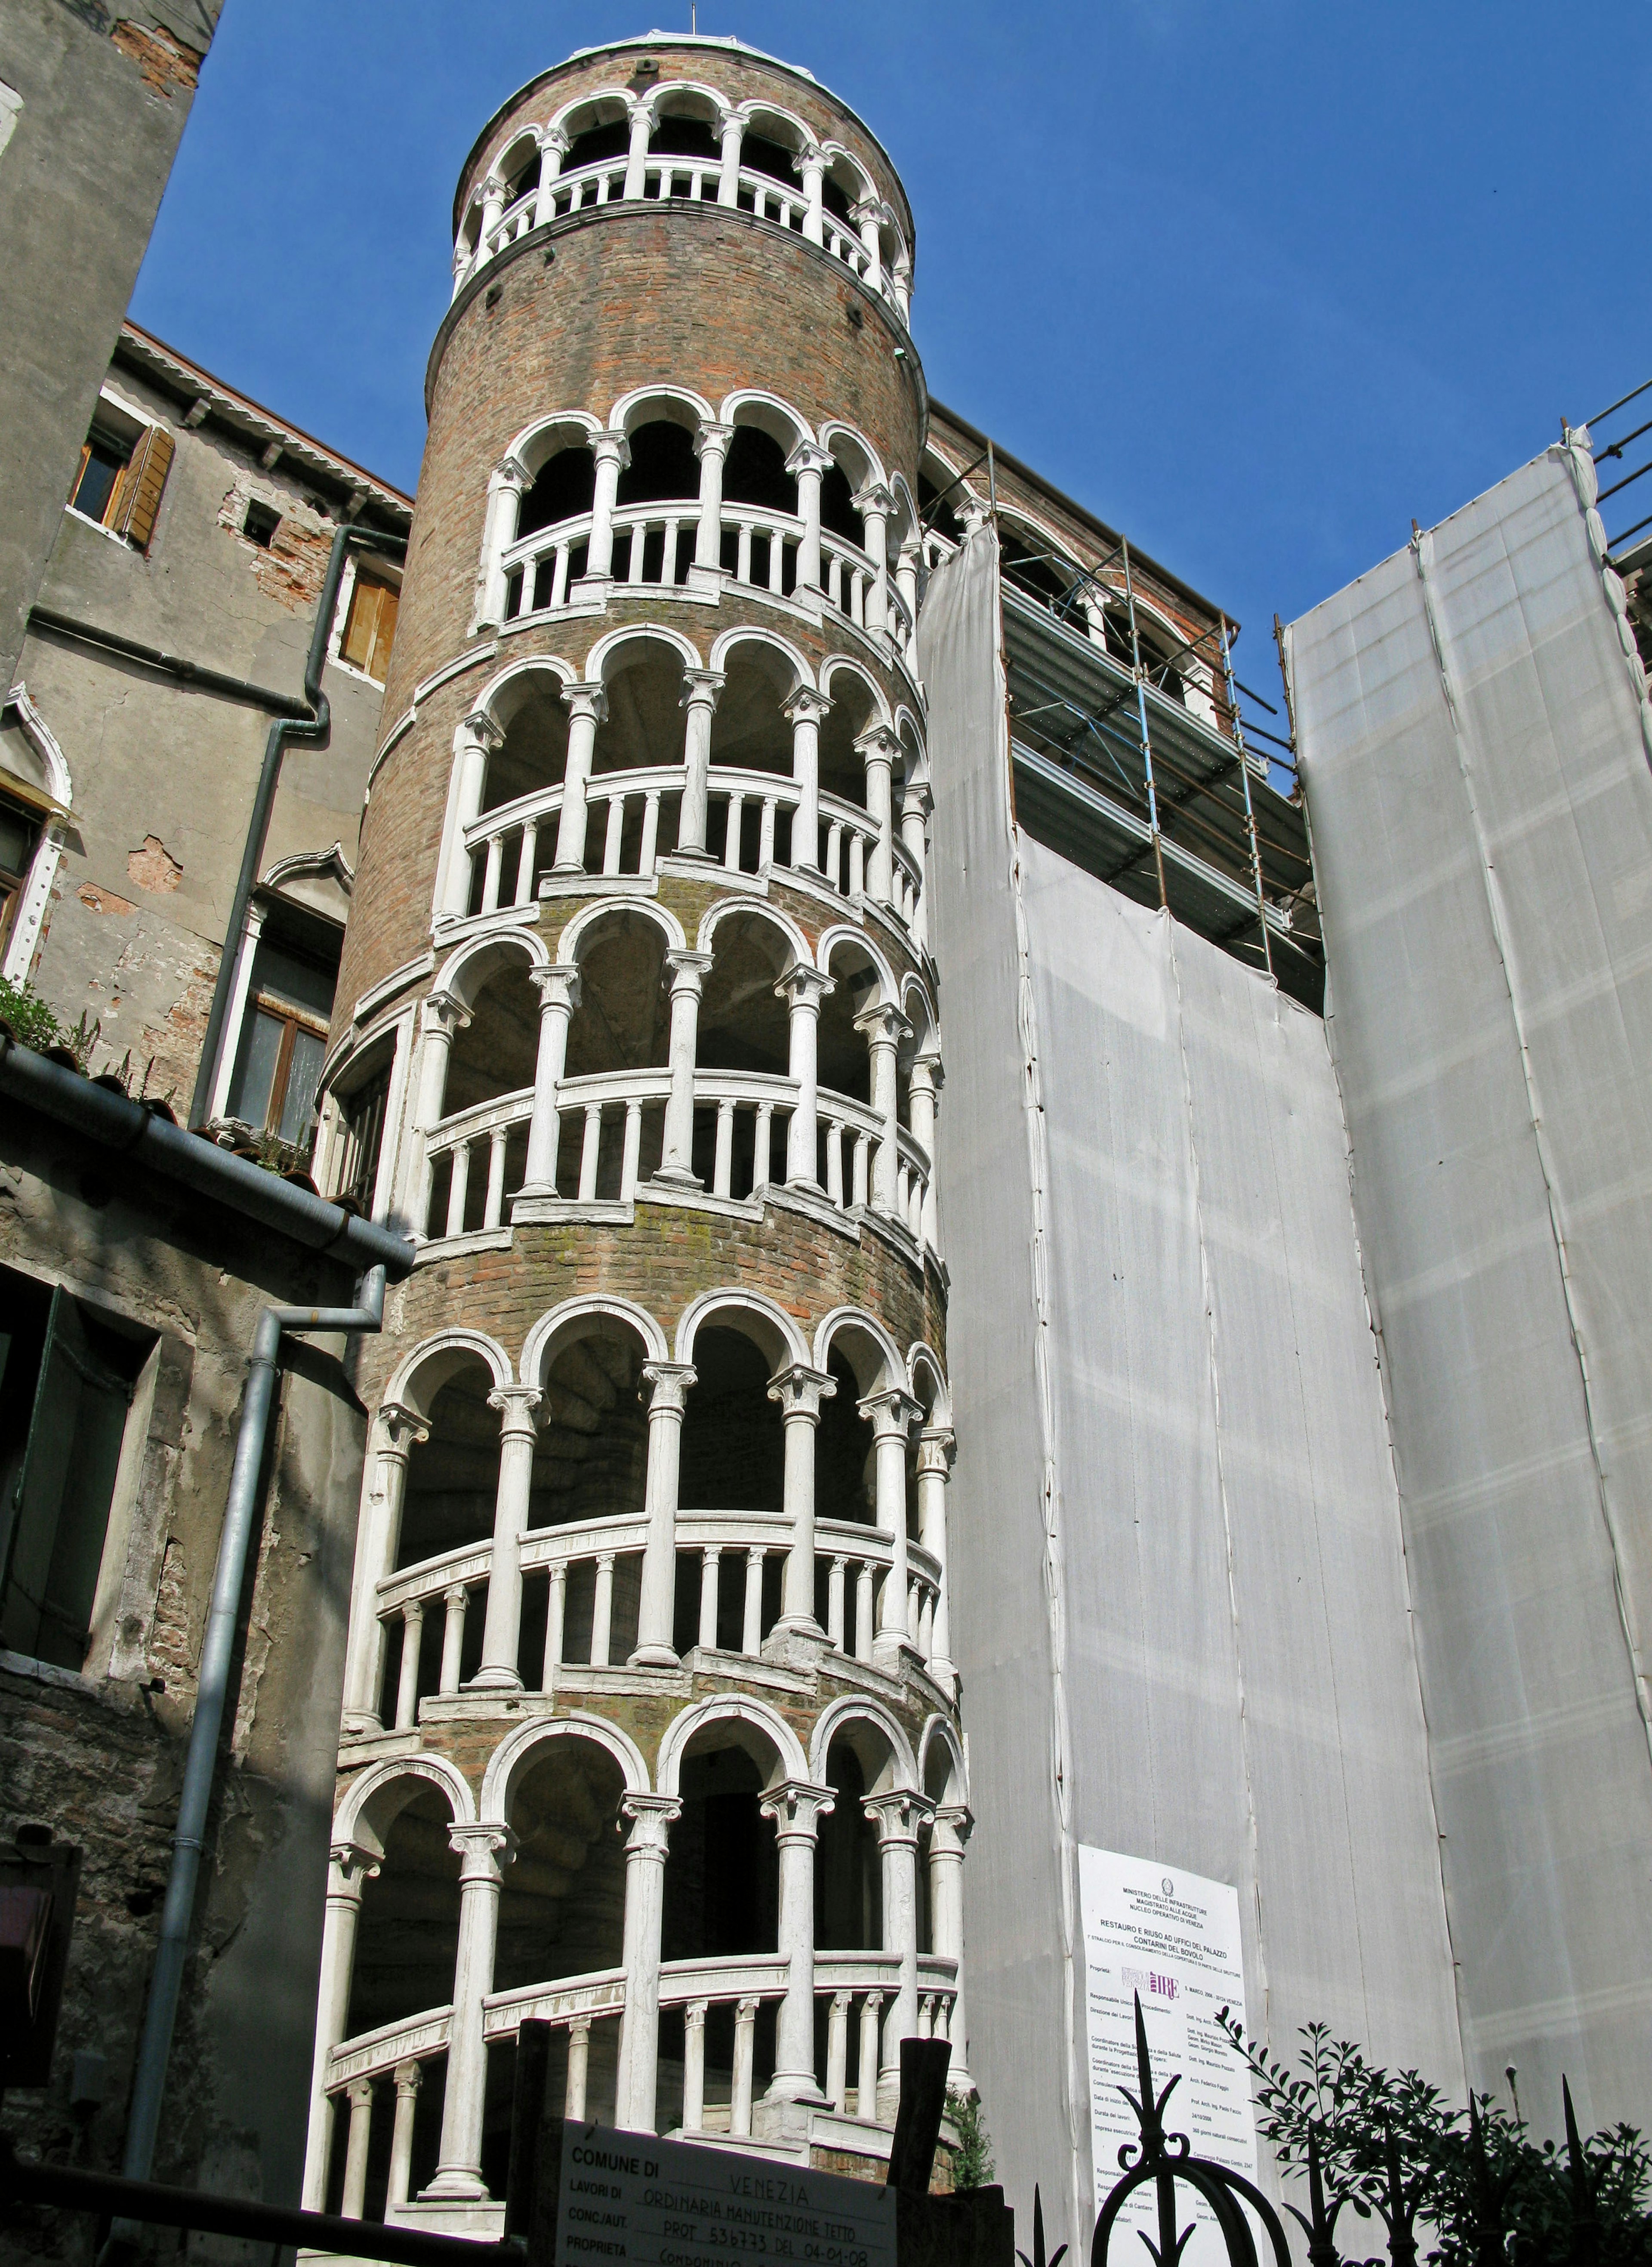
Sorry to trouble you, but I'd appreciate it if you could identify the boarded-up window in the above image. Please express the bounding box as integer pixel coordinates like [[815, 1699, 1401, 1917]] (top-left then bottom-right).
[[340, 571, 399, 681]]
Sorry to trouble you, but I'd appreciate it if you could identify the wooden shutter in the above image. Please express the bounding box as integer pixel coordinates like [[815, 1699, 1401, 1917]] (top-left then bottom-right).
[[342, 573, 400, 680], [114, 425, 175, 552]]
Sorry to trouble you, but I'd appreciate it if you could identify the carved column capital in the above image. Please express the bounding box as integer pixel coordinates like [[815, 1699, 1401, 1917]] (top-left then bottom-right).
[[767, 1362, 837, 1422], [760, 1779, 836, 1841]]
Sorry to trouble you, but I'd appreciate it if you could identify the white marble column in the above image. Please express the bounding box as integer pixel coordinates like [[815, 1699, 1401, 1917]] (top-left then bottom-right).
[[341, 2079, 375, 2218], [864, 1791, 929, 2102], [717, 112, 744, 204], [411, 991, 470, 1235], [787, 442, 832, 593], [853, 1002, 909, 1219], [301, 1840, 380, 2209], [928, 1804, 972, 2092], [677, 669, 724, 855], [475, 456, 530, 631], [614, 1793, 681, 2134], [437, 712, 503, 921], [768, 1363, 835, 1636], [519, 962, 581, 1198], [632, 1362, 696, 1666], [861, 1388, 919, 1651], [533, 126, 569, 226], [853, 482, 892, 635], [891, 254, 912, 326], [658, 949, 713, 1185], [479, 173, 508, 249], [908, 1055, 941, 1255], [693, 423, 734, 571], [899, 774, 931, 941], [916, 1425, 955, 1690], [342, 1404, 429, 1732], [852, 196, 885, 294], [855, 725, 899, 906], [896, 541, 921, 629], [470, 1386, 543, 1689], [623, 103, 653, 199], [387, 2057, 423, 2211], [783, 686, 830, 872], [778, 963, 832, 1190], [425, 1824, 515, 2198], [759, 1781, 835, 2101], [552, 683, 608, 872], [585, 431, 631, 581]]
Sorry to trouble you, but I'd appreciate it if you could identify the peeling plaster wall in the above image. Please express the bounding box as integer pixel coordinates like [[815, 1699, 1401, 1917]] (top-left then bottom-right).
[[0, 1106, 370, 2221], [11, 352, 390, 1099]]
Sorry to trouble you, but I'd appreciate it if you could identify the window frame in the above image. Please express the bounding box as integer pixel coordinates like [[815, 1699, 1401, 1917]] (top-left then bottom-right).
[[64, 388, 175, 553], [229, 990, 330, 1153], [330, 555, 401, 685]]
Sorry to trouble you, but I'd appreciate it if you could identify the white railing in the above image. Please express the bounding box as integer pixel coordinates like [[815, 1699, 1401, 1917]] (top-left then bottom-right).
[[374, 1509, 944, 1726], [422, 1088, 533, 1241], [455, 765, 915, 939], [463, 158, 908, 330]]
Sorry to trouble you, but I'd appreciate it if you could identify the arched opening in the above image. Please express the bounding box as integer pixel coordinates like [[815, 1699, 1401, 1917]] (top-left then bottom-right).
[[616, 418, 700, 507], [330, 1780, 459, 2215], [518, 446, 595, 541], [918, 463, 965, 546], [394, 1350, 500, 1570], [820, 457, 863, 548], [816, 1735, 881, 1950], [481, 676, 570, 819], [565, 911, 670, 1078], [709, 643, 796, 792], [527, 1321, 651, 1668], [502, 141, 541, 208], [738, 124, 801, 195], [592, 642, 687, 778], [817, 940, 878, 1110], [441, 962, 539, 1114], [678, 1327, 785, 1530], [651, 106, 721, 168], [820, 157, 859, 230], [722, 426, 797, 517], [818, 670, 876, 814], [660, 1716, 785, 2128], [816, 1343, 872, 1532], [999, 524, 1084, 622], [562, 112, 629, 175]]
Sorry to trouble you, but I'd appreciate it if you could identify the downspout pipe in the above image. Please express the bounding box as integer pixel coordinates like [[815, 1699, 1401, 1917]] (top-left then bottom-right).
[[115, 1266, 394, 2203], [188, 520, 407, 1132]]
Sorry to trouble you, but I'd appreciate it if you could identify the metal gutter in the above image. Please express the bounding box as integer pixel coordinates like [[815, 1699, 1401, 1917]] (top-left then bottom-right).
[[26, 603, 311, 719], [0, 1036, 415, 1277]]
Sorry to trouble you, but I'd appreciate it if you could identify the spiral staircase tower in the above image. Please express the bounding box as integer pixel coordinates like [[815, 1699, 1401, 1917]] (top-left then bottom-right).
[[301, 34, 968, 2230]]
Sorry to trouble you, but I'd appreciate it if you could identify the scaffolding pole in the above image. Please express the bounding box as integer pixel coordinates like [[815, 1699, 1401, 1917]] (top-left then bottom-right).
[[1221, 618, 1273, 981], [1120, 537, 1168, 908]]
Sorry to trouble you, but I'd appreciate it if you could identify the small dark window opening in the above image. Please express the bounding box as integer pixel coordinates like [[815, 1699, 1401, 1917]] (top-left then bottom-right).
[[820, 171, 854, 228], [918, 472, 964, 546], [224, 904, 341, 1155], [615, 420, 699, 507], [0, 1270, 151, 1671], [70, 432, 132, 527], [505, 151, 541, 205], [741, 131, 798, 191], [335, 1055, 392, 1210], [243, 500, 281, 549], [652, 114, 720, 163], [722, 426, 797, 516], [562, 118, 629, 173], [819, 460, 863, 547], [518, 447, 597, 537], [0, 791, 42, 966]]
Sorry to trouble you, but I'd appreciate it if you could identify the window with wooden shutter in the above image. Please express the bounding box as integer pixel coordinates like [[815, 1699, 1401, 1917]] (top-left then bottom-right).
[[113, 423, 174, 552], [339, 570, 400, 682]]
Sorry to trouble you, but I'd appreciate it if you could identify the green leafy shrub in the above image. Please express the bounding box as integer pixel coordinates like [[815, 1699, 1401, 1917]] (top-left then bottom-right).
[[0, 974, 64, 1052], [947, 2088, 996, 2193], [1221, 2011, 1652, 2265]]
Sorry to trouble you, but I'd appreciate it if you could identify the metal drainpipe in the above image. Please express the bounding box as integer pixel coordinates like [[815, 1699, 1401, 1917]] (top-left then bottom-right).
[[113, 1265, 391, 2211], [187, 521, 407, 1132]]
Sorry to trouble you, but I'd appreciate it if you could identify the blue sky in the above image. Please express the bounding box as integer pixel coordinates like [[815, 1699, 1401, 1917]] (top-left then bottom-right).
[[132, 1, 1652, 668]]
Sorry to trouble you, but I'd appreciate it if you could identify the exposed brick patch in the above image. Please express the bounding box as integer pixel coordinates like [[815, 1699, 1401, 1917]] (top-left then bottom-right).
[[126, 834, 182, 892], [251, 515, 334, 612], [146, 1537, 192, 1693], [79, 882, 135, 916], [110, 19, 201, 96]]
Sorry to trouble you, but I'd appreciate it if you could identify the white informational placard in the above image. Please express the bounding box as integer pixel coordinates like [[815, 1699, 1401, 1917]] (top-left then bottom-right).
[[555, 2123, 898, 2267], [1078, 1846, 1257, 2267]]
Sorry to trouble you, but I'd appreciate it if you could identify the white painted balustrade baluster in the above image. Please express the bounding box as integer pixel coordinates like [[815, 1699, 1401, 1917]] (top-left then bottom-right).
[[856, 1992, 882, 2118], [825, 1120, 844, 1206], [683, 2002, 708, 2130], [542, 1564, 566, 1683], [341, 2079, 374, 2218], [603, 793, 626, 875], [550, 544, 570, 609], [851, 1133, 869, 1210], [591, 1551, 615, 1667], [827, 1989, 851, 2111], [825, 819, 844, 891], [758, 796, 776, 870], [440, 1584, 467, 1694], [828, 1556, 847, 1650], [723, 792, 744, 871], [713, 1099, 735, 1197], [565, 2015, 590, 2119], [579, 1103, 602, 1201], [620, 1101, 643, 1200], [848, 831, 865, 898], [698, 1544, 721, 1651], [753, 1102, 773, 1192], [482, 831, 504, 913], [396, 1601, 423, 1729], [639, 790, 661, 876], [484, 1127, 508, 1230], [737, 523, 753, 585], [444, 1138, 471, 1239], [742, 1545, 764, 1655], [387, 2060, 422, 2211], [731, 1997, 758, 2137], [516, 820, 539, 906], [855, 1562, 874, 1661]]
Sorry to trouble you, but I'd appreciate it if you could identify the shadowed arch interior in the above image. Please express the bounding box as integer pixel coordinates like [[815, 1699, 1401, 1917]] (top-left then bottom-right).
[[593, 644, 687, 774], [494, 1737, 628, 1991], [616, 418, 700, 507], [709, 643, 795, 780], [678, 1326, 785, 1517], [518, 447, 595, 539], [816, 1735, 881, 1950], [564, 910, 670, 1076], [697, 913, 792, 1077], [483, 679, 570, 811], [442, 962, 540, 1113], [396, 1356, 500, 1572], [345, 1782, 461, 2037], [817, 940, 879, 1105], [818, 671, 875, 808]]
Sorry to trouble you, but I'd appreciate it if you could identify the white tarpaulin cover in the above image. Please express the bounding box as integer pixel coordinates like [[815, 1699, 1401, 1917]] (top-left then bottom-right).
[[921, 529, 1461, 2259], [1288, 442, 1652, 2130]]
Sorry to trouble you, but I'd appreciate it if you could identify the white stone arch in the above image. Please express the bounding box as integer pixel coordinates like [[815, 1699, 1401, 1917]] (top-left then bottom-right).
[[584, 621, 703, 685], [918, 444, 987, 539], [818, 139, 875, 209], [657, 1692, 808, 1797], [996, 501, 1092, 614], [502, 411, 601, 483], [893, 702, 927, 777], [334, 1752, 478, 1854], [644, 77, 732, 131], [706, 623, 813, 689], [546, 85, 640, 148], [520, 1293, 669, 1390], [732, 96, 814, 154], [553, 892, 686, 968], [433, 924, 549, 1012], [693, 891, 811, 967], [817, 420, 886, 496], [481, 1709, 651, 1825], [381, 1327, 514, 1421], [809, 1692, 918, 1792], [493, 126, 543, 195], [813, 1305, 905, 1396], [900, 971, 938, 1058], [818, 654, 891, 728], [675, 1286, 808, 1371], [717, 387, 813, 457], [888, 472, 919, 552], [813, 921, 897, 1002], [906, 1340, 951, 1427], [918, 1714, 968, 1806], [477, 651, 579, 728], [608, 382, 716, 441]]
